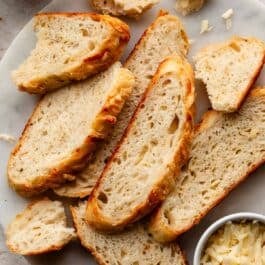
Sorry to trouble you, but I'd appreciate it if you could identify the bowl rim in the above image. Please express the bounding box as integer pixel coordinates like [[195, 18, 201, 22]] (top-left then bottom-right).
[[193, 212, 265, 265]]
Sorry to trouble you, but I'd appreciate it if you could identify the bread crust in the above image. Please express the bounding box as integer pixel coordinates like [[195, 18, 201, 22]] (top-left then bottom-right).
[[149, 87, 265, 243], [85, 55, 195, 231], [12, 12, 130, 94], [6, 198, 75, 255], [8, 68, 135, 197]]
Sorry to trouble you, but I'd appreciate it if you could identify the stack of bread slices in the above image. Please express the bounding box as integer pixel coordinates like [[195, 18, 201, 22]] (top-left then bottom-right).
[[5, 3, 265, 265]]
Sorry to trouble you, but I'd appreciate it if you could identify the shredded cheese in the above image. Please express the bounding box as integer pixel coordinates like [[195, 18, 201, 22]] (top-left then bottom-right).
[[200, 20, 213, 34], [201, 221, 265, 265], [0, 133, 16, 143]]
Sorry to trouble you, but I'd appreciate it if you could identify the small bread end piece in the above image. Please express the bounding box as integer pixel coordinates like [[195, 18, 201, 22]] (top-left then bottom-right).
[[195, 36, 265, 112], [6, 198, 75, 255]]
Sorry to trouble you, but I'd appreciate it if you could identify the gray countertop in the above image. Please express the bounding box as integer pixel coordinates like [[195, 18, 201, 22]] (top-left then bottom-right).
[[1, 0, 264, 60], [0, 0, 51, 60]]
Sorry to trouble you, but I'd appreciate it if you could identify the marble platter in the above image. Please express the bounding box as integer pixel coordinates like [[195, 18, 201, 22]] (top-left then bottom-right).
[[0, 0, 265, 264]]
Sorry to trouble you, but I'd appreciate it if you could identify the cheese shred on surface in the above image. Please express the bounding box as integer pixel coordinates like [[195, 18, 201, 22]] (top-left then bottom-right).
[[201, 221, 265, 265]]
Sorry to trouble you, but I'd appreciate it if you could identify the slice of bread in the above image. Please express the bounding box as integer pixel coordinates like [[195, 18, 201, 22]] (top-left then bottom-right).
[[54, 11, 189, 199], [71, 201, 187, 265], [8, 62, 134, 196], [195, 36, 265, 112], [90, 0, 159, 18], [86, 55, 195, 231], [175, 0, 205, 16], [12, 13, 130, 94], [6, 198, 75, 255], [149, 87, 265, 243]]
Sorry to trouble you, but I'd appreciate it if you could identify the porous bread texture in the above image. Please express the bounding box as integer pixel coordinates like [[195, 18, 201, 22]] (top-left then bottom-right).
[[6, 198, 75, 255], [71, 202, 187, 265], [149, 87, 265, 243], [90, 0, 159, 18], [54, 11, 189, 199], [175, 0, 205, 16], [8, 62, 134, 196], [195, 36, 265, 112], [12, 12, 130, 94], [85, 54, 195, 231]]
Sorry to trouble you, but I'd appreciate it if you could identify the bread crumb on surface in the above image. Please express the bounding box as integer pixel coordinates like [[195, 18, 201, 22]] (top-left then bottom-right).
[[200, 20, 213, 34], [0, 134, 16, 143], [188, 39, 195, 45], [222, 9, 234, 30], [222, 8, 234, 19]]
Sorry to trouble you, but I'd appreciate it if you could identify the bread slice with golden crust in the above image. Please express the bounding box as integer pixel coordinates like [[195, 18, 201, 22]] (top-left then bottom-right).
[[85, 55, 195, 231], [90, 0, 159, 18], [195, 36, 265, 112], [71, 201, 187, 265], [6, 198, 75, 255], [54, 11, 189, 199], [8, 62, 134, 197], [12, 12, 130, 94], [149, 87, 265, 243]]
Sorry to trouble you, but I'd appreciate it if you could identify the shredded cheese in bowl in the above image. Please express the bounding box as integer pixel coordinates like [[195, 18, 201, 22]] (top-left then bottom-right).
[[201, 221, 265, 265]]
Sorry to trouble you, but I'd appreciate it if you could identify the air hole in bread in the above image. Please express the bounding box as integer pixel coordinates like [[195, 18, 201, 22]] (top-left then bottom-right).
[[150, 139, 158, 146], [181, 176, 189, 185], [163, 210, 171, 225], [114, 158, 122, 165], [64, 58, 70, 64], [162, 79, 172, 88], [168, 115, 179, 134], [135, 145, 148, 165], [88, 41, 95, 51], [98, 192, 108, 204], [120, 249, 127, 257], [122, 151, 127, 161], [81, 28, 89, 37], [146, 74, 153, 80]]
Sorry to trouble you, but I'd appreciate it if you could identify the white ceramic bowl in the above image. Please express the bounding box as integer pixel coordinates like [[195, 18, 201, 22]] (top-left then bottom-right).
[[193, 212, 265, 265]]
